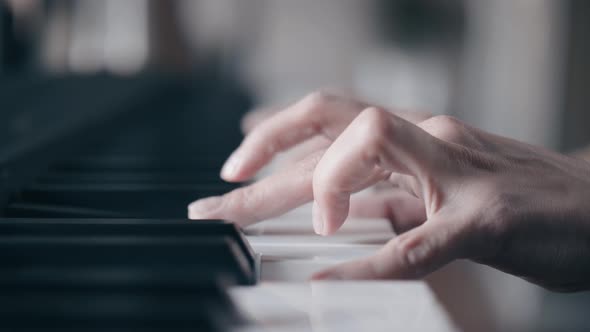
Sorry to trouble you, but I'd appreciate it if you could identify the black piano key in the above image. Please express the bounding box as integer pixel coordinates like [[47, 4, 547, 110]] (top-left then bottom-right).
[[0, 283, 238, 331], [12, 183, 235, 218], [49, 156, 230, 173], [4, 202, 127, 218], [35, 156, 240, 190], [0, 237, 254, 286], [0, 218, 256, 274], [0, 218, 256, 284], [36, 170, 228, 185]]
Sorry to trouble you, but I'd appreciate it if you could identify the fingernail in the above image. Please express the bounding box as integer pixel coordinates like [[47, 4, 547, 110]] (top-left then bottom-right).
[[188, 196, 222, 219], [221, 153, 241, 180], [312, 201, 325, 235]]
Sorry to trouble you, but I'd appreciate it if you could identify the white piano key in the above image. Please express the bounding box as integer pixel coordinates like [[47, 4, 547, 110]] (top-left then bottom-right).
[[247, 233, 392, 247], [250, 243, 383, 258], [245, 205, 394, 236], [246, 210, 395, 282], [235, 198, 455, 331], [259, 257, 347, 282], [245, 217, 393, 236], [230, 282, 458, 332]]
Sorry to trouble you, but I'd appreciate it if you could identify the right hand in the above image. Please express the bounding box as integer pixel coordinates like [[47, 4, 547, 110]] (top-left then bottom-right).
[[189, 92, 590, 291]]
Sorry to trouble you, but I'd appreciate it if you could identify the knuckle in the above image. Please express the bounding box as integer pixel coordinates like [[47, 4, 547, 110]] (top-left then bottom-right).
[[429, 115, 462, 128], [302, 90, 333, 112], [354, 107, 392, 162], [387, 234, 426, 277], [391, 236, 413, 258], [298, 91, 337, 133], [359, 106, 390, 125], [356, 107, 391, 142], [420, 115, 464, 142]]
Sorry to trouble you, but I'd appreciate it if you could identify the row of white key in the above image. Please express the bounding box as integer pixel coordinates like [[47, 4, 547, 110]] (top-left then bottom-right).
[[230, 204, 458, 331]]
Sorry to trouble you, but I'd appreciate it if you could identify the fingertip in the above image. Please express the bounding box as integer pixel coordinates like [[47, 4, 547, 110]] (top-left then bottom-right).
[[320, 197, 350, 236], [220, 172, 245, 183], [312, 201, 325, 235], [220, 153, 242, 181], [311, 260, 370, 280], [187, 196, 222, 220], [220, 170, 253, 183], [312, 200, 344, 236], [220, 152, 261, 182], [310, 268, 343, 281], [321, 215, 341, 236]]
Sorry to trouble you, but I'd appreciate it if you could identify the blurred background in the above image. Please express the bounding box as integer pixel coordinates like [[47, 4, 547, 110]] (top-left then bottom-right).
[[1, 0, 589, 331]]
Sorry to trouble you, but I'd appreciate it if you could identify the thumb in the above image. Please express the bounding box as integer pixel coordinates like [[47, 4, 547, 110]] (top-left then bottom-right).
[[312, 214, 464, 280]]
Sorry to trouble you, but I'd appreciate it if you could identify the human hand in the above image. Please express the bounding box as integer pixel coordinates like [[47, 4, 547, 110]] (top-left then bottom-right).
[[189, 92, 590, 291], [189, 92, 429, 225]]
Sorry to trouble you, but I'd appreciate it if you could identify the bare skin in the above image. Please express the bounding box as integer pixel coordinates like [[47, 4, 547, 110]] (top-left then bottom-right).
[[189, 92, 590, 292]]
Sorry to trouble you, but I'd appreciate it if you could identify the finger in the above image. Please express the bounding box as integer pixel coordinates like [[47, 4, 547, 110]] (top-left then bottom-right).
[[349, 191, 426, 233], [313, 108, 458, 235], [240, 108, 277, 134], [312, 215, 463, 280], [188, 151, 322, 227], [242, 101, 431, 136], [221, 93, 364, 182], [222, 93, 429, 182], [275, 136, 331, 168]]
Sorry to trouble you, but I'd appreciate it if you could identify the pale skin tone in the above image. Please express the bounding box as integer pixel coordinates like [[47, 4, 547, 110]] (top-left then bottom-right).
[[189, 92, 590, 292]]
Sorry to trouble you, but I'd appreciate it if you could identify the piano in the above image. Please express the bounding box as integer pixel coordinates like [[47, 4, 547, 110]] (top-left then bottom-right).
[[0, 72, 456, 331]]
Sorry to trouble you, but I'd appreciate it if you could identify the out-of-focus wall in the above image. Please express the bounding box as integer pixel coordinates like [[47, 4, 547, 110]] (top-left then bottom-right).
[[234, 0, 374, 105], [458, 0, 566, 149], [181, 0, 567, 148], [180, 0, 374, 104], [560, 1, 590, 152]]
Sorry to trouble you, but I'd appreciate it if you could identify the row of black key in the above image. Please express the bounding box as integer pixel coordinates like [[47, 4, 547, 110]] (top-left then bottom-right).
[[0, 74, 256, 331]]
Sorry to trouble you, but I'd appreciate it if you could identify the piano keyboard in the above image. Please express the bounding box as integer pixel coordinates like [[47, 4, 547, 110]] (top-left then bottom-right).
[[0, 74, 455, 331], [0, 73, 257, 331], [0, 219, 255, 331], [232, 205, 457, 331]]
